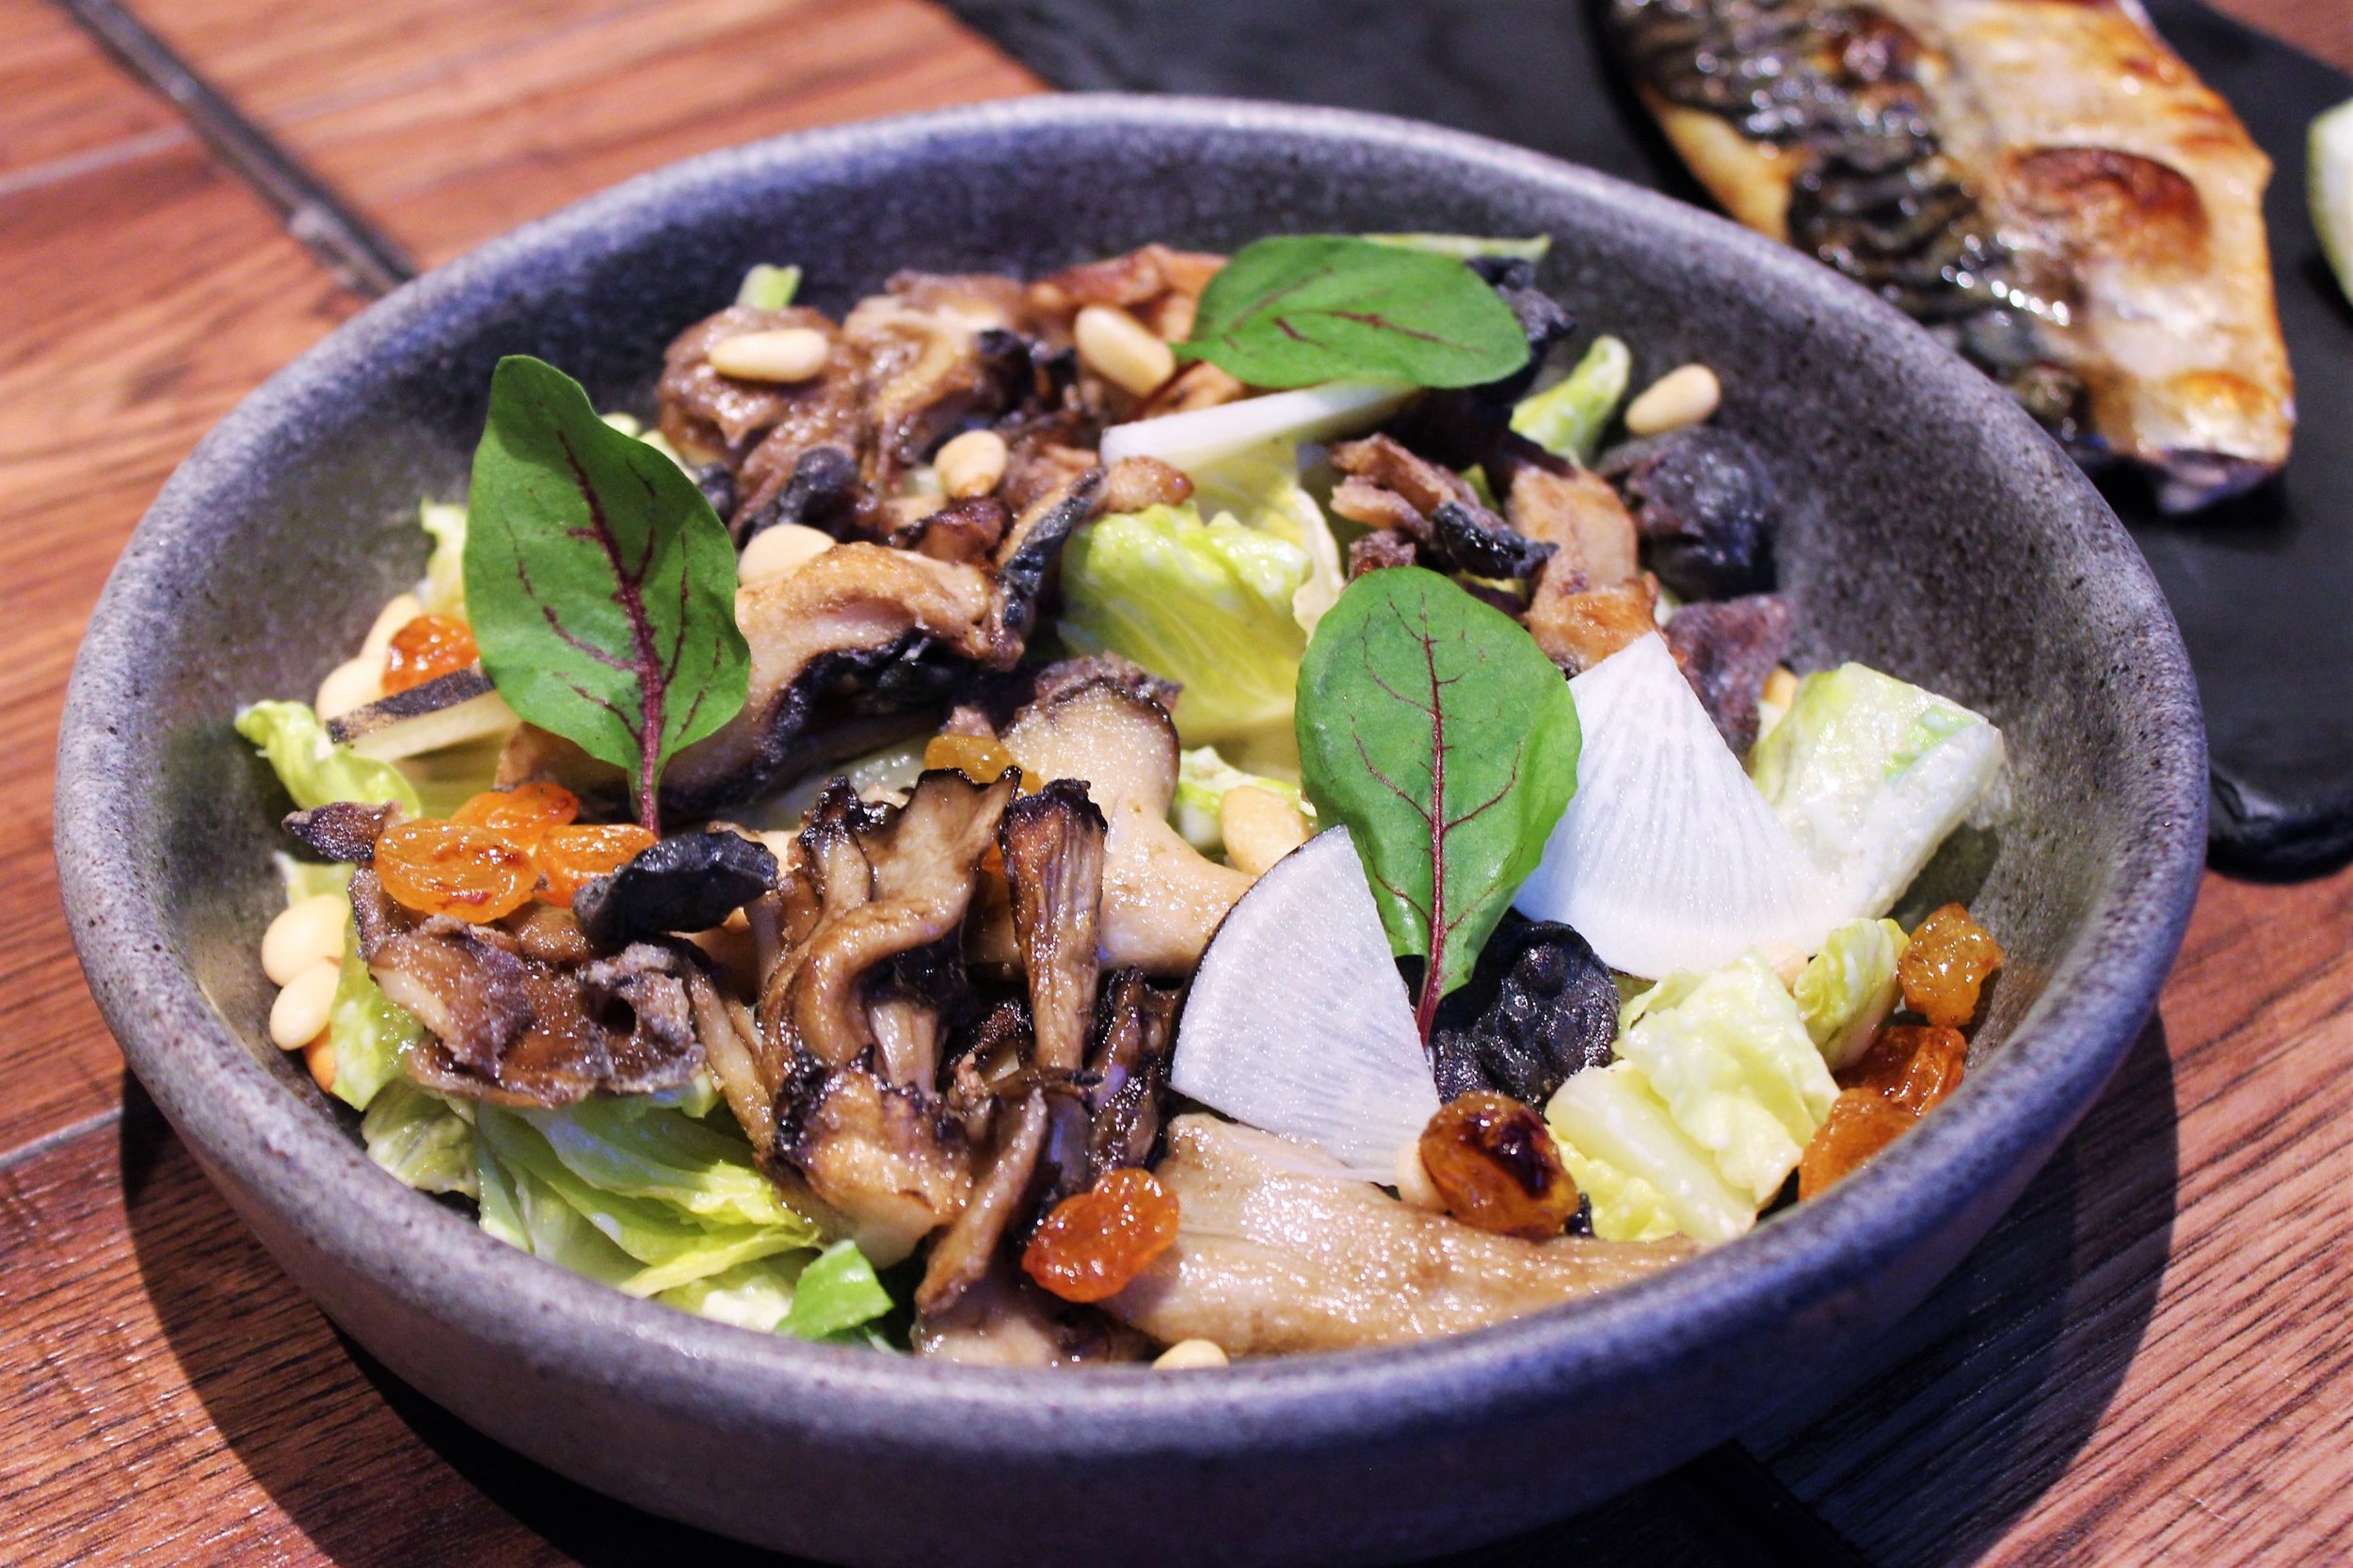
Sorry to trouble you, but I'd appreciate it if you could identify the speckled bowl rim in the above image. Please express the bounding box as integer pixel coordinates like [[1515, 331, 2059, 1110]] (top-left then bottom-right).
[[56, 95, 2205, 1465]]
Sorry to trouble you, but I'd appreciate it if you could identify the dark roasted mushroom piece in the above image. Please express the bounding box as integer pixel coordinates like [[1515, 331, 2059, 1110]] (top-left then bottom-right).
[[733, 769, 1016, 1264], [281, 802, 395, 864], [1599, 425, 1780, 600], [1664, 593, 1796, 754], [915, 778, 1107, 1318], [1329, 434, 1552, 583], [1430, 915, 1619, 1105], [347, 870, 706, 1106], [573, 828, 779, 950]]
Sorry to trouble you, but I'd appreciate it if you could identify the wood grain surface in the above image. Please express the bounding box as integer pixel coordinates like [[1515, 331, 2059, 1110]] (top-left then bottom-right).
[[1, 0, 2347, 1563]]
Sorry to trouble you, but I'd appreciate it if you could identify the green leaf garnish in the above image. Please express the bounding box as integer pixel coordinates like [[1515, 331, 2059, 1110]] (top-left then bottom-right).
[[1178, 235, 1530, 391], [1297, 568, 1580, 1039], [463, 356, 749, 832]]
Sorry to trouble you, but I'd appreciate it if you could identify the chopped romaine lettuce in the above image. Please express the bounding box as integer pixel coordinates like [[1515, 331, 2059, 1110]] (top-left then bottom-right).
[[656, 1255, 806, 1332], [1060, 502, 1310, 748], [1511, 335, 1631, 467], [1612, 953, 1837, 1205], [783, 1239, 896, 1340], [236, 700, 423, 814], [1549, 950, 1842, 1242], [276, 853, 353, 904], [1546, 1061, 1753, 1243], [736, 262, 803, 310], [1362, 232, 1552, 263], [519, 1097, 806, 1230], [1173, 746, 1307, 855], [419, 501, 468, 617], [1184, 440, 1345, 632], [360, 1080, 476, 1196], [392, 732, 506, 818], [1794, 918, 1908, 1071], [472, 1108, 815, 1297], [1748, 664, 2005, 919], [325, 925, 422, 1112]]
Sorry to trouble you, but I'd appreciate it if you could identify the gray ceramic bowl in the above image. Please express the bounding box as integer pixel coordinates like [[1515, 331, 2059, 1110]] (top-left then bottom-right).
[[56, 95, 2204, 1567]]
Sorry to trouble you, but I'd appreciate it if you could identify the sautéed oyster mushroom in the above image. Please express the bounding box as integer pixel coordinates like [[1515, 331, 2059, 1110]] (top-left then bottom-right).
[[239, 235, 2006, 1365]]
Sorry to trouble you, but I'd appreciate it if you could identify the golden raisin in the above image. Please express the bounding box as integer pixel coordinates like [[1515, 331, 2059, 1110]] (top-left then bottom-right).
[[1897, 903, 2004, 1027], [1797, 1089, 1913, 1199], [533, 822, 658, 908], [375, 820, 536, 923], [1022, 1167, 1179, 1303], [381, 613, 479, 695], [924, 733, 1020, 785], [1418, 1090, 1581, 1240], [1840, 1023, 1968, 1117], [453, 782, 580, 852]]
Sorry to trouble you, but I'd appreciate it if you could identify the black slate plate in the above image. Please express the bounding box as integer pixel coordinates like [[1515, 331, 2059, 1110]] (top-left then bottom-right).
[[943, 0, 2353, 877]]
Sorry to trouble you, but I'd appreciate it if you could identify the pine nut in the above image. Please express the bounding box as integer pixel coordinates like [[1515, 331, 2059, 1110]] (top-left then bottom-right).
[[1075, 305, 1176, 397], [1220, 786, 1310, 878], [738, 522, 835, 585], [935, 429, 1010, 499], [707, 328, 831, 383], [1394, 1141, 1447, 1211], [1762, 665, 1798, 710], [315, 654, 384, 721], [1153, 1338, 1230, 1371], [263, 893, 348, 985], [1623, 363, 1721, 436], [269, 961, 342, 1050], [304, 1036, 337, 1092], [361, 593, 424, 661]]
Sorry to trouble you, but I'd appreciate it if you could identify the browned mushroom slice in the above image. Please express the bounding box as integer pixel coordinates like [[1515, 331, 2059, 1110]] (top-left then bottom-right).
[[1083, 968, 1178, 1178], [780, 1064, 973, 1266], [1106, 1117, 1694, 1355], [1027, 244, 1225, 342], [348, 871, 704, 1106], [842, 272, 1037, 480], [997, 671, 1252, 976], [1505, 466, 1640, 587], [744, 769, 1016, 1263], [999, 779, 1107, 1074], [915, 1088, 1050, 1318], [1525, 563, 1661, 674], [912, 1265, 1151, 1367], [656, 305, 855, 463], [1330, 433, 1551, 580]]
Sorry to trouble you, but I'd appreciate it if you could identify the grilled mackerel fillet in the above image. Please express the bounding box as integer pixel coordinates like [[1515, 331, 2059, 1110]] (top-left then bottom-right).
[[1608, 0, 2294, 510]]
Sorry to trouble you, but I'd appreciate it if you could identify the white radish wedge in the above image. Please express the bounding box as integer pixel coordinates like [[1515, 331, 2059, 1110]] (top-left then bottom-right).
[[1099, 381, 1414, 472], [1514, 633, 1834, 979], [1170, 826, 1436, 1178]]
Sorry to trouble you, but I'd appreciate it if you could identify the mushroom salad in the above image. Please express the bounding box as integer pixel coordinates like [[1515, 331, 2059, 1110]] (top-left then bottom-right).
[[242, 235, 2008, 1366]]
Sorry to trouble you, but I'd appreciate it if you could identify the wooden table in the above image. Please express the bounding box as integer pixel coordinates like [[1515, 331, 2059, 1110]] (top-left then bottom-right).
[[2, 1, 2346, 1561]]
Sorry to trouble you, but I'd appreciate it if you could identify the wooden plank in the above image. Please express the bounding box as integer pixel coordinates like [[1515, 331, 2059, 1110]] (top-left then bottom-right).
[[0, 0, 183, 181], [135, 0, 1045, 266], [0, 5, 360, 1154], [1750, 861, 2353, 1564]]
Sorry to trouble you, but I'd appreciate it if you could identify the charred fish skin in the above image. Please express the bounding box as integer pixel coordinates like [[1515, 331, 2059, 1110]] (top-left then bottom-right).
[[1606, 0, 2293, 510]]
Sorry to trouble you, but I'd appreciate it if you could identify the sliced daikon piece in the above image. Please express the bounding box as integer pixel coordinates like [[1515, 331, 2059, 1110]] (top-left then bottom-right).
[[1099, 381, 1414, 472], [1514, 633, 1834, 979], [1170, 826, 1436, 1178]]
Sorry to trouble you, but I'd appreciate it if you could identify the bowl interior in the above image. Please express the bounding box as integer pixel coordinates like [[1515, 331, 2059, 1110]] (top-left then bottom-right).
[[57, 94, 2204, 1529]]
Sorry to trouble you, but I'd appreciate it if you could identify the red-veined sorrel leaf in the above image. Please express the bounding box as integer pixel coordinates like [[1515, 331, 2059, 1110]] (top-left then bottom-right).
[[1178, 234, 1529, 390], [1296, 568, 1579, 1040], [464, 356, 747, 831]]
